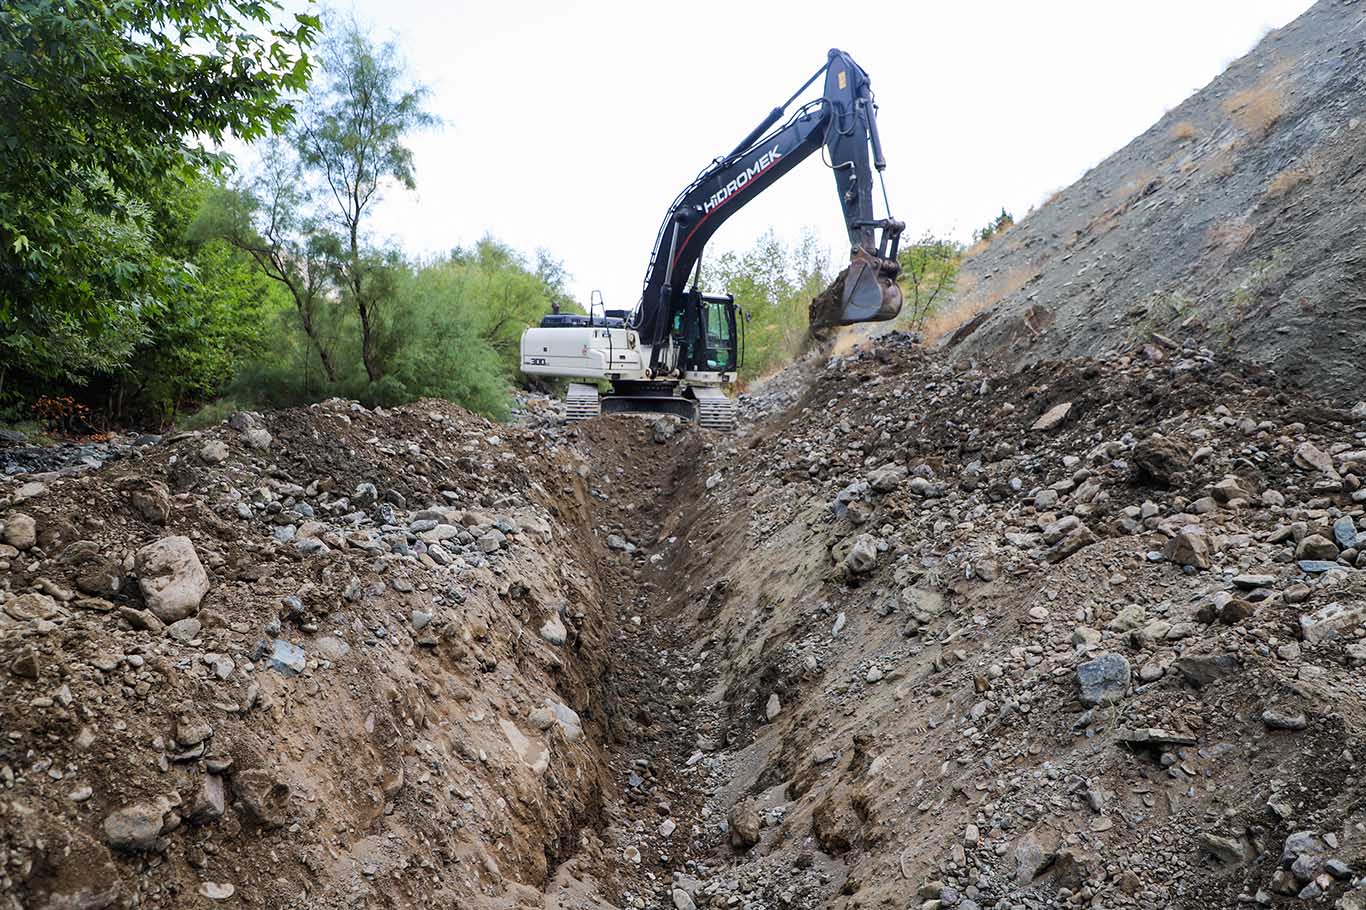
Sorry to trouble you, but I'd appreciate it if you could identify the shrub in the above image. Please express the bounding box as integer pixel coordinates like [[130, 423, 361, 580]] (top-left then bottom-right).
[[1222, 65, 1289, 139], [897, 237, 963, 332], [1264, 166, 1311, 199], [703, 230, 833, 381]]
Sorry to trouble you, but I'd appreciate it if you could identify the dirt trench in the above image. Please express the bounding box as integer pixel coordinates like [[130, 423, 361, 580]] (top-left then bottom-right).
[[556, 417, 722, 907], [568, 331, 1366, 910], [565, 404, 850, 909]]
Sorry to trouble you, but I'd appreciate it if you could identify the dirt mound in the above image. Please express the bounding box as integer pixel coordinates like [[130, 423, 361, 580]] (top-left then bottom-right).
[[0, 399, 625, 909], [606, 333, 1366, 908], [946, 0, 1366, 404], [6, 332, 1366, 910]]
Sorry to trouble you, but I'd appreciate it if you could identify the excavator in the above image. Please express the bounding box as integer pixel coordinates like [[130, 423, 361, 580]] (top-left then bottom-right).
[[519, 49, 904, 429]]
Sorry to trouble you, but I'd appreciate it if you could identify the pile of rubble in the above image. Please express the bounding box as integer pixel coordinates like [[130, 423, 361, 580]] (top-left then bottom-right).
[[6, 331, 1366, 910], [629, 333, 1366, 909], [1, 399, 618, 909]]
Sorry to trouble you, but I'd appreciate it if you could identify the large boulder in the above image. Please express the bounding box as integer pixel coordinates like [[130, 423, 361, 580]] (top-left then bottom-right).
[[102, 799, 173, 852], [1295, 534, 1339, 562], [134, 536, 209, 623], [1164, 527, 1211, 570], [727, 800, 761, 850], [868, 463, 908, 493], [842, 534, 880, 576], [122, 478, 171, 525], [75, 555, 124, 598], [1076, 653, 1131, 706], [3, 512, 36, 550], [1130, 437, 1190, 488]]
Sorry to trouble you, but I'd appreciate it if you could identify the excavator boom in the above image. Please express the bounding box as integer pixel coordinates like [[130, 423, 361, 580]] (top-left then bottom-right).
[[632, 48, 904, 358]]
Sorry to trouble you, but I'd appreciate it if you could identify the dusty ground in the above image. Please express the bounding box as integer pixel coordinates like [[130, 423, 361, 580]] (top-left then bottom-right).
[[5, 333, 1366, 910]]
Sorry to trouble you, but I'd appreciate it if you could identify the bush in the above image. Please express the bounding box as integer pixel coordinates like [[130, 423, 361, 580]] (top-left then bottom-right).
[[1222, 64, 1290, 139], [216, 238, 576, 422], [703, 230, 833, 381], [1170, 120, 1198, 142], [897, 237, 963, 332]]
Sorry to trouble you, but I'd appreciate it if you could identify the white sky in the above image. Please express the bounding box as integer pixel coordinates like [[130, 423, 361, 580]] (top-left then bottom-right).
[[325, 0, 1313, 307]]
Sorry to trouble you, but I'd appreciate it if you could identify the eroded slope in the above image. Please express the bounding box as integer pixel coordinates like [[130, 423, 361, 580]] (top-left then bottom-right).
[[947, 0, 1366, 402]]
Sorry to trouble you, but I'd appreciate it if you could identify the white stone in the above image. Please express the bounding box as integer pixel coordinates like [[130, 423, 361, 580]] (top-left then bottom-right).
[[135, 536, 209, 623]]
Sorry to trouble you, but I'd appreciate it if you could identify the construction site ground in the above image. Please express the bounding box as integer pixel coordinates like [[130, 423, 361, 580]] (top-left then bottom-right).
[[5, 331, 1366, 910]]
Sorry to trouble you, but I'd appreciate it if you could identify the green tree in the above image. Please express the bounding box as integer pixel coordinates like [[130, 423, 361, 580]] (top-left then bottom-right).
[[898, 236, 963, 331], [0, 0, 318, 388], [295, 16, 437, 383], [121, 238, 287, 422], [973, 208, 1015, 244], [452, 239, 564, 371], [191, 149, 343, 382], [703, 230, 832, 380]]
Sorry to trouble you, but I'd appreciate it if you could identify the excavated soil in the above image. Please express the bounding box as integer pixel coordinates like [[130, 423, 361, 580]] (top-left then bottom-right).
[[5, 335, 1366, 910]]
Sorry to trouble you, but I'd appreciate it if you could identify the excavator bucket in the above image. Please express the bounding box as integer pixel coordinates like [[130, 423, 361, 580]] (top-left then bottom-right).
[[810, 250, 904, 329], [839, 249, 904, 324]]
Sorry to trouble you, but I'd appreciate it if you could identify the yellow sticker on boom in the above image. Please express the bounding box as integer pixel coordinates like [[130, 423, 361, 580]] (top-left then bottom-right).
[[837, 70, 847, 90]]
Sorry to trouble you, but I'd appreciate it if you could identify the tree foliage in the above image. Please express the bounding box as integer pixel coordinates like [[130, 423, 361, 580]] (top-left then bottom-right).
[[973, 208, 1015, 243], [192, 150, 343, 382], [703, 231, 833, 381], [296, 17, 437, 382], [0, 0, 318, 388], [218, 239, 570, 421], [898, 236, 963, 331]]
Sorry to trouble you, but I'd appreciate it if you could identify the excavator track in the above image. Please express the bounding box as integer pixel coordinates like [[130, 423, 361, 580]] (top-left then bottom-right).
[[693, 386, 738, 431], [565, 383, 602, 421]]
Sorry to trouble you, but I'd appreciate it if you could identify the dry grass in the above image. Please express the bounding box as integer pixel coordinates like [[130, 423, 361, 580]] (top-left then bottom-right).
[[923, 265, 1037, 344], [1205, 220, 1254, 251], [963, 219, 1015, 259], [985, 264, 1039, 304], [964, 234, 994, 258], [1264, 168, 1307, 198], [1207, 144, 1241, 179], [1222, 63, 1290, 138], [1264, 164, 1314, 199], [1104, 169, 1159, 210], [922, 296, 992, 344], [1170, 120, 1198, 142]]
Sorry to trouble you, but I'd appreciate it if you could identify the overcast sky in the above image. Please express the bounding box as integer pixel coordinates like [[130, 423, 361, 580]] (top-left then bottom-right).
[[326, 0, 1314, 307]]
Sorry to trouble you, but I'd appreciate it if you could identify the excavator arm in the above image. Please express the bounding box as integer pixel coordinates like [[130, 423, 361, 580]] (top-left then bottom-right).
[[632, 48, 905, 351]]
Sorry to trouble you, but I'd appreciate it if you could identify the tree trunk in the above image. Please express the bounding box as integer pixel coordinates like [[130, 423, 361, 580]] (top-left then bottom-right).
[[357, 300, 380, 382], [347, 221, 383, 384], [295, 305, 339, 383]]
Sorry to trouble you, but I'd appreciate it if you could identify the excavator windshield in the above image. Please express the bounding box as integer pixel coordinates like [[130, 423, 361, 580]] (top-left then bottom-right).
[[702, 302, 735, 372], [674, 292, 738, 375]]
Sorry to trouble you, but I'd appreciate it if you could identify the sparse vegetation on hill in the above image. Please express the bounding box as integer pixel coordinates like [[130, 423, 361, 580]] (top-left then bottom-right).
[[947, 2, 1365, 402]]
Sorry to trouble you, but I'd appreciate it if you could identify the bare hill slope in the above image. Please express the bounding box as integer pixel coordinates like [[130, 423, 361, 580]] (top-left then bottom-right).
[[946, 0, 1366, 401]]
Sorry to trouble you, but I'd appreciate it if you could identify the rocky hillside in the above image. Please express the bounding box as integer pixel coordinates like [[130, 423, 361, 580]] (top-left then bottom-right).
[[633, 336, 1366, 909], [5, 333, 1366, 910], [945, 0, 1366, 402]]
